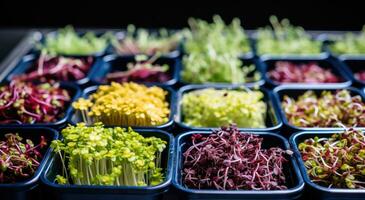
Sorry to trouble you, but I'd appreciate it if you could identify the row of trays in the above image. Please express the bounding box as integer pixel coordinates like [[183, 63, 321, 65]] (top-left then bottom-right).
[[1, 76, 365, 134], [7, 51, 365, 89], [2, 126, 362, 200], [33, 28, 365, 59], [1, 29, 365, 200]]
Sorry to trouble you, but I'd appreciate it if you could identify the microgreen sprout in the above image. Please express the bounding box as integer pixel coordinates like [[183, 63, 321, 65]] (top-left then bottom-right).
[[112, 25, 182, 56], [268, 61, 341, 83], [181, 15, 259, 84], [182, 124, 289, 190], [299, 128, 365, 188], [181, 88, 266, 128], [329, 26, 365, 55], [51, 123, 166, 186], [0, 81, 71, 124], [282, 89, 365, 127], [14, 51, 93, 82], [106, 54, 170, 83], [256, 16, 321, 55], [0, 133, 47, 183], [72, 82, 170, 126], [184, 15, 250, 55], [39, 26, 109, 56]]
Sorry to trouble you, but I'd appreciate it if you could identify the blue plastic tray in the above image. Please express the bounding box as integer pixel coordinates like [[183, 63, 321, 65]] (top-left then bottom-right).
[[178, 56, 265, 87], [259, 54, 352, 88], [273, 86, 365, 132], [5, 54, 102, 86], [337, 57, 365, 87], [69, 84, 176, 130], [173, 130, 304, 200], [181, 35, 255, 59], [0, 82, 81, 129], [175, 84, 282, 132], [90, 54, 179, 87], [0, 126, 59, 200], [110, 30, 182, 59], [31, 30, 109, 57], [321, 34, 365, 60], [40, 129, 174, 200], [252, 33, 327, 58], [290, 131, 365, 200]]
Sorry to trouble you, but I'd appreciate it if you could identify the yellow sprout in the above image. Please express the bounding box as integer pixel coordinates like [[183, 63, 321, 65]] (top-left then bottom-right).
[[73, 82, 170, 126]]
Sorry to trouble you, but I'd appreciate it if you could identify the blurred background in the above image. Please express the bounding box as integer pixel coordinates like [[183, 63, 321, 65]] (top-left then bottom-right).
[[0, 0, 364, 62]]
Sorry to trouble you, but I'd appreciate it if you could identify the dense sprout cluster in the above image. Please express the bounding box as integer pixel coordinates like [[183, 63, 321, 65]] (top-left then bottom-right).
[[106, 55, 170, 83], [112, 25, 181, 56], [73, 82, 170, 126], [14, 51, 93, 82], [182, 16, 260, 84], [257, 16, 321, 55], [52, 123, 166, 186], [299, 128, 365, 188], [181, 88, 266, 128], [0, 81, 71, 124], [0, 133, 47, 183], [268, 61, 341, 83], [183, 125, 289, 190], [282, 90, 365, 127], [329, 27, 365, 55], [184, 16, 250, 55], [39, 26, 109, 56]]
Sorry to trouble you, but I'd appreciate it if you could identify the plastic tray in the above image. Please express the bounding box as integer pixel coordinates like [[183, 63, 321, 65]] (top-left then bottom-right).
[[290, 131, 365, 200], [69, 84, 176, 130], [178, 56, 265, 87], [40, 129, 174, 200], [90, 54, 179, 87], [0, 82, 81, 129], [109, 30, 182, 59], [173, 130, 304, 200], [273, 86, 365, 132], [259, 54, 352, 88], [180, 35, 255, 59], [0, 126, 59, 200], [31, 30, 109, 57], [337, 57, 365, 87], [251, 32, 327, 58], [320, 34, 365, 60], [4, 54, 102, 86], [175, 84, 282, 132]]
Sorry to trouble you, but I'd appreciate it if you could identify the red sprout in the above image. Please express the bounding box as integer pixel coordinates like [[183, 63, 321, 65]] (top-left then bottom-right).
[[182, 124, 290, 190], [0, 133, 47, 183], [0, 81, 71, 124], [355, 71, 365, 81], [268, 61, 341, 83], [13, 52, 93, 82]]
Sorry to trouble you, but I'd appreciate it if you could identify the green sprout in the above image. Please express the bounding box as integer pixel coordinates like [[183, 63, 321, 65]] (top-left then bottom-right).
[[256, 16, 322, 55], [51, 123, 167, 186], [39, 26, 110, 56], [329, 26, 365, 55], [181, 15, 260, 84]]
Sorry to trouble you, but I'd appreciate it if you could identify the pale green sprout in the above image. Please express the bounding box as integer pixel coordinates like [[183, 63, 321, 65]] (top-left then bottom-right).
[[39, 25, 110, 56], [181, 88, 267, 128], [182, 15, 260, 84], [256, 16, 321, 55], [329, 26, 365, 55], [184, 15, 251, 55]]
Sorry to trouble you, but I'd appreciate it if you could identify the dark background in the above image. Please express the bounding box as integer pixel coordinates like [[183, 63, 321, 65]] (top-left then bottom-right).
[[0, 0, 364, 61], [0, 0, 364, 30]]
